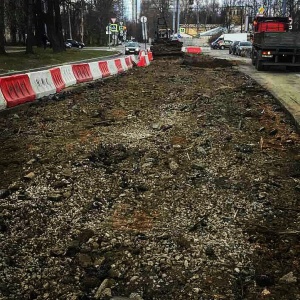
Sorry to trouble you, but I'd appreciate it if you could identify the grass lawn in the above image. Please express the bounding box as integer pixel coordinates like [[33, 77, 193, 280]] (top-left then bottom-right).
[[0, 47, 119, 75]]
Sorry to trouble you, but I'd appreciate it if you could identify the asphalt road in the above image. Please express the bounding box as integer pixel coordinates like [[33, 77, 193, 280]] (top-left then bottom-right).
[[203, 47, 300, 130]]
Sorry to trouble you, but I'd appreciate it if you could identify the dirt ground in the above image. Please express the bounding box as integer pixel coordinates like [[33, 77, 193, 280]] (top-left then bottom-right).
[[0, 55, 300, 300]]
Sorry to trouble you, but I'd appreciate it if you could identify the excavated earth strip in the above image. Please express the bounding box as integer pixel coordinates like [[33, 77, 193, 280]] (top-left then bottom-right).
[[0, 55, 300, 300]]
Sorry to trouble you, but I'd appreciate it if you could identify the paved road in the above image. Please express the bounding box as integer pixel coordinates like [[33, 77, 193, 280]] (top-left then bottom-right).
[[202, 47, 300, 130]]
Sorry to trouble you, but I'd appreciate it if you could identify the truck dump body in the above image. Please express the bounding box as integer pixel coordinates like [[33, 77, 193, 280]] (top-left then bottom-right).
[[253, 32, 300, 48]]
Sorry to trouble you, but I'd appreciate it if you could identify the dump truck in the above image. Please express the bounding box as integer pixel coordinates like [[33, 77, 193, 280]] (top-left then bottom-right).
[[150, 17, 183, 57], [251, 16, 300, 71]]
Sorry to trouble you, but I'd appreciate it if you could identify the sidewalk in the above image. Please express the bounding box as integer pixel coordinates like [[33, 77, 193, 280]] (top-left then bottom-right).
[[203, 47, 300, 131]]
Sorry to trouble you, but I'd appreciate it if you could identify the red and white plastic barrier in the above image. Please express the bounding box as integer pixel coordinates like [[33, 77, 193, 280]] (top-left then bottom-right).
[[27, 70, 56, 99], [72, 63, 93, 83], [0, 53, 152, 111], [59, 65, 77, 87], [98, 61, 110, 78], [137, 51, 150, 67], [120, 57, 129, 71], [89, 61, 103, 80], [125, 56, 133, 69], [114, 58, 125, 74], [50, 67, 65, 92], [0, 89, 6, 110], [107, 59, 118, 76], [148, 51, 153, 61], [130, 54, 139, 65], [182, 46, 202, 54], [0, 74, 35, 108]]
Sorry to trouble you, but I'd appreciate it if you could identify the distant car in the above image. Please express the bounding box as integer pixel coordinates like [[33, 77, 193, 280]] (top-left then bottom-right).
[[211, 39, 221, 49], [216, 40, 232, 50], [65, 41, 72, 48], [229, 40, 240, 55], [66, 39, 85, 48], [125, 42, 141, 55], [236, 41, 252, 56]]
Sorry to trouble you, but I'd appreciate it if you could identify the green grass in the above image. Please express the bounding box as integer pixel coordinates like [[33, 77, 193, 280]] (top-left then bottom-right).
[[0, 47, 119, 75]]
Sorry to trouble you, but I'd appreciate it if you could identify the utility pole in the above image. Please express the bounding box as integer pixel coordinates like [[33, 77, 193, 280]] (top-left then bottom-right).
[[80, 0, 84, 42], [68, 3, 72, 39], [282, 0, 287, 16], [172, 0, 176, 34], [176, 0, 180, 35]]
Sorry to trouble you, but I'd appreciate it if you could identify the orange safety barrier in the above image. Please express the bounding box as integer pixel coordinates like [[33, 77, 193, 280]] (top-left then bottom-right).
[[186, 46, 202, 54], [137, 55, 147, 67], [50, 67, 65, 92], [138, 50, 146, 60], [0, 74, 35, 108], [114, 58, 124, 73], [148, 51, 153, 61], [98, 61, 111, 78], [72, 63, 93, 83]]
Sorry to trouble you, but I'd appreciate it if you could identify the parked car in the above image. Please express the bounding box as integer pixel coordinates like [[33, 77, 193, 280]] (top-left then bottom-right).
[[124, 42, 141, 55], [66, 39, 85, 48], [216, 40, 232, 50], [236, 41, 252, 56], [65, 41, 72, 48], [229, 40, 240, 55]]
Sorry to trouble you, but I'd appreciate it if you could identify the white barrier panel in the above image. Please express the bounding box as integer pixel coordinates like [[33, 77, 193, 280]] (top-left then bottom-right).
[[181, 47, 186, 53], [89, 61, 103, 80], [145, 54, 150, 66], [0, 89, 7, 111], [27, 70, 56, 99], [59, 65, 76, 87], [107, 59, 118, 76], [120, 57, 129, 71], [130, 54, 139, 65]]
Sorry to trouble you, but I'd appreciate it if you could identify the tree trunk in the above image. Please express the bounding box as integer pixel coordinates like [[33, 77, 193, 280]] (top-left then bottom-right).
[[0, 0, 6, 54], [35, 0, 45, 48], [46, 0, 65, 53], [25, 0, 35, 54]]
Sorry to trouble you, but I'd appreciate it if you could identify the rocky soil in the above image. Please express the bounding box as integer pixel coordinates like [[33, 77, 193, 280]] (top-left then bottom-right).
[[0, 55, 300, 300]]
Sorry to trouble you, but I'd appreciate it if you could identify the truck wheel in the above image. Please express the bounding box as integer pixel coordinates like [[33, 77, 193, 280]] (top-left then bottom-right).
[[251, 51, 255, 65], [256, 59, 263, 71]]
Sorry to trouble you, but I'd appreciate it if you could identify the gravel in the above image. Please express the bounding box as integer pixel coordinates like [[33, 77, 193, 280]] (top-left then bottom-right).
[[0, 55, 300, 300]]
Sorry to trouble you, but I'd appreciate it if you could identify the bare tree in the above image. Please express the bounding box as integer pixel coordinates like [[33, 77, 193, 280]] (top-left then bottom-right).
[[0, 0, 6, 54], [45, 0, 66, 52], [25, 0, 35, 54]]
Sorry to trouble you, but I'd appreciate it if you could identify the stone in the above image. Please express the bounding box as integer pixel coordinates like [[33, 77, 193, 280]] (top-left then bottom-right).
[[95, 279, 110, 299], [24, 172, 35, 180], [279, 272, 297, 283], [47, 193, 63, 201], [169, 159, 179, 171]]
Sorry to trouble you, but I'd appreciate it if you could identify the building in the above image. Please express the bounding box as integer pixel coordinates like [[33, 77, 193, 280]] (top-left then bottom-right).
[[124, 0, 139, 22]]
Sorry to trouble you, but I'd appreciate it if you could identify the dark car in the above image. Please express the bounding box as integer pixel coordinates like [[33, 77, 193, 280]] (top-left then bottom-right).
[[236, 41, 252, 56], [211, 38, 222, 49], [124, 42, 141, 55], [216, 40, 232, 50], [229, 40, 240, 55], [66, 39, 85, 48]]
